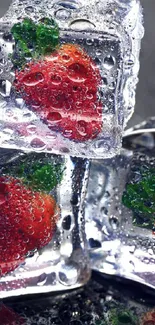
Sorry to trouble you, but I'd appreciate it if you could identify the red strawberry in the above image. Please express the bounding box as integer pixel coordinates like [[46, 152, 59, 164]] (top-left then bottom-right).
[[0, 176, 59, 276], [14, 44, 102, 141]]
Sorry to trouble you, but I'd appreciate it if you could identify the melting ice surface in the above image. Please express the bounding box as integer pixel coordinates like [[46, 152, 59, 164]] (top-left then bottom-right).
[[0, 0, 144, 158]]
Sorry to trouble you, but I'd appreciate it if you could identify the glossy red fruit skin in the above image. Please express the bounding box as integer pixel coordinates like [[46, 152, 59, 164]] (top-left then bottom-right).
[[14, 44, 103, 141], [0, 176, 59, 276]]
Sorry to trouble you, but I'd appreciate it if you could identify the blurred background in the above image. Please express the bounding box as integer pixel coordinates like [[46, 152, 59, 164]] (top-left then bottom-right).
[[0, 0, 154, 128]]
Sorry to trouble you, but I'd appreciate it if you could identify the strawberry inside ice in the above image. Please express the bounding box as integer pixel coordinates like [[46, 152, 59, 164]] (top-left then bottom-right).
[[0, 176, 59, 276], [14, 44, 103, 141]]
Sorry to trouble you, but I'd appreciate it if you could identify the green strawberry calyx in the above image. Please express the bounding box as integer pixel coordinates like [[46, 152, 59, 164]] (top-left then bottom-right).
[[108, 308, 137, 325], [122, 167, 155, 230], [11, 17, 60, 69], [3, 159, 64, 193]]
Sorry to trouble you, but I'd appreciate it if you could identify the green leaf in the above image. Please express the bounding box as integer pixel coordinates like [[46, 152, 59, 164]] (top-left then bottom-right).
[[3, 160, 64, 193], [36, 18, 59, 55], [24, 162, 64, 192], [11, 17, 60, 69], [122, 168, 155, 230], [11, 18, 37, 68], [108, 308, 137, 325]]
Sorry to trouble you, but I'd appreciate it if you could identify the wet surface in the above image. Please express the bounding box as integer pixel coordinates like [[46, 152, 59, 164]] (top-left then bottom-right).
[[1, 272, 155, 324]]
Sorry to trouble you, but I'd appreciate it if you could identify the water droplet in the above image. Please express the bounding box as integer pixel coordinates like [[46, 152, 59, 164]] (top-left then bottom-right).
[[26, 124, 37, 134], [95, 140, 108, 153], [57, 262, 79, 286], [62, 54, 70, 62], [109, 81, 115, 90], [23, 112, 32, 118], [77, 120, 87, 136], [96, 49, 102, 56], [62, 215, 72, 231], [103, 55, 115, 69], [109, 215, 119, 230], [15, 98, 25, 108], [124, 55, 135, 70], [0, 80, 11, 97], [102, 77, 108, 87], [3, 128, 14, 135], [51, 74, 62, 85], [60, 147, 70, 153], [23, 72, 44, 86], [25, 6, 35, 14], [94, 57, 101, 66], [103, 105, 109, 113], [37, 273, 47, 286], [70, 19, 95, 30], [63, 129, 73, 138], [89, 238, 101, 248], [68, 63, 87, 82], [47, 112, 62, 123], [55, 8, 71, 20], [86, 39, 93, 46], [105, 191, 110, 198], [3, 32, 14, 43], [30, 138, 46, 150], [100, 206, 108, 216]]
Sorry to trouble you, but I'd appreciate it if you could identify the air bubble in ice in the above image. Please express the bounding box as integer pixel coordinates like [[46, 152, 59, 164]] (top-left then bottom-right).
[[103, 55, 115, 69]]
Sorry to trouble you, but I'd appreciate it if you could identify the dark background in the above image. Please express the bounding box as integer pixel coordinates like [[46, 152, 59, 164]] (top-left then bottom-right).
[[0, 0, 154, 128]]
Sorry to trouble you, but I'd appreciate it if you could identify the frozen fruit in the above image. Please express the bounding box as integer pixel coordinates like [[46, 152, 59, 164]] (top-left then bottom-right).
[[0, 176, 59, 275], [14, 44, 102, 141]]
